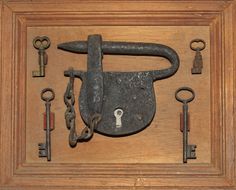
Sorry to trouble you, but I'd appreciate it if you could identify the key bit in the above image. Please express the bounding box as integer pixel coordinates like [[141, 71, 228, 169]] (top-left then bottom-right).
[[190, 39, 206, 74], [38, 88, 55, 161], [175, 87, 197, 163], [32, 36, 51, 77], [38, 143, 47, 150], [39, 150, 47, 157], [38, 143, 47, 157], [187, 144, 197, 159]]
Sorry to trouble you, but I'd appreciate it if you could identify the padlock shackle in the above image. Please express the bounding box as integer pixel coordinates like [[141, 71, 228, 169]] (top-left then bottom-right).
[[58, 38, 179, 81]]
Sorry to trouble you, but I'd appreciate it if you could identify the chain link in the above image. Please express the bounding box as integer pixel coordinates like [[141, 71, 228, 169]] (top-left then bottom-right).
[[64, 68, 101, 147]]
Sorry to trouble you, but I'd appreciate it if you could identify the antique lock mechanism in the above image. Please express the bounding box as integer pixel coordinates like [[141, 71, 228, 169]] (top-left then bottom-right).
[[58, 34, 179, 147]]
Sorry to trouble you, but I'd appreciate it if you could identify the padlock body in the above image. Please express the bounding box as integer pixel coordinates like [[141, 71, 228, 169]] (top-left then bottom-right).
[[79, 71, 156, 137]]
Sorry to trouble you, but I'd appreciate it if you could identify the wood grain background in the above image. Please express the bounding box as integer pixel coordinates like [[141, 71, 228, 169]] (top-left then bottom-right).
[[26, 26, 210, 164]]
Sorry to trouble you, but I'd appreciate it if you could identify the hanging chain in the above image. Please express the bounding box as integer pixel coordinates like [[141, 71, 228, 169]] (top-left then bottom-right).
[[64, 68, 101, 147]]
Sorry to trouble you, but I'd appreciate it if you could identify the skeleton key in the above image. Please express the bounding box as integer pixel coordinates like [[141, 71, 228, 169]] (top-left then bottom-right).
[[114, 109, 124, 128], [32, 36, 51, 77], [190, 39, 206, 74], [175, 87, 197, 163], [38, 88, 55, 161]]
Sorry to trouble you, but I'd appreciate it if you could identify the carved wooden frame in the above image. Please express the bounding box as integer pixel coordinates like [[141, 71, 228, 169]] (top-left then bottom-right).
[[0, 0, 235, 189]]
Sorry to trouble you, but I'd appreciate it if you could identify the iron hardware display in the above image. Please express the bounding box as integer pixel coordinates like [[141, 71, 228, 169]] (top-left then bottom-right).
[[58, 34, 180, 147]]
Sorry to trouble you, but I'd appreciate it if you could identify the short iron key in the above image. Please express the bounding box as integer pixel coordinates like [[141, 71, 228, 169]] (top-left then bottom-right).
[[38, 88, 55, 161], [32, 36, 51, 77], [175, 87, 197, 163], [190, 39, 206, 74]]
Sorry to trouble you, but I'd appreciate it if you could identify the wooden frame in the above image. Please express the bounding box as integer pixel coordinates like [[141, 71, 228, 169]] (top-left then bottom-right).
[[0, 0, 236, 189]]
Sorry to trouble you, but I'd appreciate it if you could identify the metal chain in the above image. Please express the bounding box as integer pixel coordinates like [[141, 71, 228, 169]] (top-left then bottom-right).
[[64, 68, 101, 147]]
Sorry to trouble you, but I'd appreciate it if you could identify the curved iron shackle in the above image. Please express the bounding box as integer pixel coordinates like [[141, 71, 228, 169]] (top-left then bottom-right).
[[58, 35, 180, 81]]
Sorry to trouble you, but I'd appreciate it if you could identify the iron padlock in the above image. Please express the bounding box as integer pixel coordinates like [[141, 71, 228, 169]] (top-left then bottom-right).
[[58, 34, 179, 146]]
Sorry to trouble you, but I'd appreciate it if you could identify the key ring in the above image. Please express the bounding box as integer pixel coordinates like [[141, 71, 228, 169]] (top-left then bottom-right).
[[190, 39, 206, 51], [33, 36, 51, 50], [41, 88, 55, 102], [175, 87, 195, 104]]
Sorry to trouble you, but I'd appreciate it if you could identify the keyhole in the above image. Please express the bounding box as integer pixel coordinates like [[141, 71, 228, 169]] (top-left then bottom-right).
[[114, 108, 124, 128]]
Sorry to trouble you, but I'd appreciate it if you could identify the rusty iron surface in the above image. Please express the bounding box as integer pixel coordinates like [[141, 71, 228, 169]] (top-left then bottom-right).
[[58, 34, 180, 145], [190, 38, 206, 74]]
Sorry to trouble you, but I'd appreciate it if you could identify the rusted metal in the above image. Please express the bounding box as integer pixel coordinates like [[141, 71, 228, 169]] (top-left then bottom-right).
[[190, 39, 206, 74], [32, 36, 51, 77], [180, 113, 190, 132], [175, 87, 196, 163], [43, 112, 54, 130], [38, 88, 55, 161], [58, 34, 180, 146]]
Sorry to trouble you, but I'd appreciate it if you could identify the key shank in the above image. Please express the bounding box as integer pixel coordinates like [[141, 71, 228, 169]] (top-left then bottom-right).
[[45, 101, 51, 161], [183, 103, 188, 163], [38, 50, 47, 76]]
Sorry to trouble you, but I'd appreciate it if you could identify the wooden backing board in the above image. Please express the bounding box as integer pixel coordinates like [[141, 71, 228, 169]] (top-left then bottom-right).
[[26, 26, 210, 163]]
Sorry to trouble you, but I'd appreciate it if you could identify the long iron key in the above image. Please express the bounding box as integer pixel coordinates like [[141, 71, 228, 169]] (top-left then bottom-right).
[[38, 88, 55, 161], [175, 87, 197, 163]]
